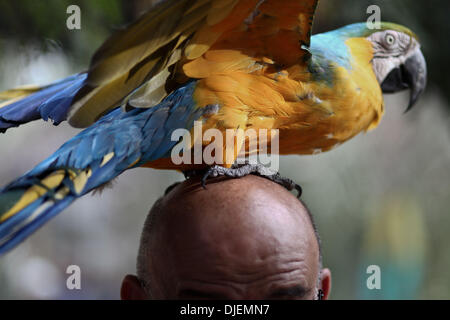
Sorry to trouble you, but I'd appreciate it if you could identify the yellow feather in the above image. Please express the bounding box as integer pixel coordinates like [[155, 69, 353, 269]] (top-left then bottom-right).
[[0, 85, 43, 109], [0, 171, 65, 223], [73, 170, 89, 195], [100, 152, 115, 167], [345, 37, 384, 131], [0, 97, 24, 109], [54, 186, 70, 201], [0, 85, 42, 100], [183, 50, 257, 78]]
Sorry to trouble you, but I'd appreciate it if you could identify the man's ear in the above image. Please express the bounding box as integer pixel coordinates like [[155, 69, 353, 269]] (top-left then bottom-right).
[[320, 268, 332, 300], [121, 275, 148, 300]]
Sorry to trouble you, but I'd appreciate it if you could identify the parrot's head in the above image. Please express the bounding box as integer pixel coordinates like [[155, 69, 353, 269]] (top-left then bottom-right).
[[339, 22, 427, 112], [367, 23, 427, 112]]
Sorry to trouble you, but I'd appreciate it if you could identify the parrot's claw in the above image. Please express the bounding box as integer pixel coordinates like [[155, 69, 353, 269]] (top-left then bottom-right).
[[186, 163, 302, 198]]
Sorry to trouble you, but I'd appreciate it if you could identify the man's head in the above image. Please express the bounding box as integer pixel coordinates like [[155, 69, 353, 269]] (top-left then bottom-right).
[[121, 175, 331, 300]]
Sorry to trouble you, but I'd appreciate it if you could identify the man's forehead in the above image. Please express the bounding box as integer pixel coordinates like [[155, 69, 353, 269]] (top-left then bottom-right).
[[174, 248, 314, 292]]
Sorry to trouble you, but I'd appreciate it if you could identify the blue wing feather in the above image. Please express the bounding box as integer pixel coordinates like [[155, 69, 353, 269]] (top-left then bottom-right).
[[0, 81, 205, 254], [0, 73, 87, 132]]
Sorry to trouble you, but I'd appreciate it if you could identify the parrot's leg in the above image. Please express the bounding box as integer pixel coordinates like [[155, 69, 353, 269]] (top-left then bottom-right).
[[185, 163, 302, 198]]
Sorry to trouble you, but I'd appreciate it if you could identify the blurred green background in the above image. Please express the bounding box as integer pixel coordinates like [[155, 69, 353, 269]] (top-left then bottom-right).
[[0, 0, 449, 299]]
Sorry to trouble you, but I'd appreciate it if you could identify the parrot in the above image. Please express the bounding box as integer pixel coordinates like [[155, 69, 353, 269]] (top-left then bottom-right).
[[0, 0, 427, 254]]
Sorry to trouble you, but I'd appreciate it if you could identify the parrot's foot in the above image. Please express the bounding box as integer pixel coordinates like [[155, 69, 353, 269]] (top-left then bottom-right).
[[186, 163, 302, 198]]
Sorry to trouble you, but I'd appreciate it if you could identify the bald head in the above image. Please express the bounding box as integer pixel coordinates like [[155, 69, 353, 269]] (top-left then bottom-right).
[[122, 175, 331, 300]]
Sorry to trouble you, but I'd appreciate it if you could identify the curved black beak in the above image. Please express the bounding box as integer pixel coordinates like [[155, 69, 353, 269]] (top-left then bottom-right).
[[381, 48, 427, 112]]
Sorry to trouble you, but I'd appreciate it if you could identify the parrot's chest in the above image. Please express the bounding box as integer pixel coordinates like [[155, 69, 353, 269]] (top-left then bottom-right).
[[275, 57, 384, 155]]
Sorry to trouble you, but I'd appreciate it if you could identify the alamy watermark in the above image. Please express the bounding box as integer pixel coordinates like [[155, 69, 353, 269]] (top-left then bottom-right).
[[367, 5, 382, 30], [66, 265, 81, 290], [66, 5, 81, 30], [171, 121, 280, 172], [366, 265, 381, 290]]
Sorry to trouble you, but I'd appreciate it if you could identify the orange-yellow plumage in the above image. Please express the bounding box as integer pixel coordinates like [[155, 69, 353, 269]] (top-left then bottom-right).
[[179, 34, 383, 164]]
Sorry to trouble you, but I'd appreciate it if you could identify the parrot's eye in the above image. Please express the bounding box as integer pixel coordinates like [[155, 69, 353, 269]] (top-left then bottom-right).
[[384, 33, 396, 47]]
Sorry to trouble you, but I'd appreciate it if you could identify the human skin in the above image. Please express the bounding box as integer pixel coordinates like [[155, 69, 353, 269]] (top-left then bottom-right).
[[121, 175, 331, 300]]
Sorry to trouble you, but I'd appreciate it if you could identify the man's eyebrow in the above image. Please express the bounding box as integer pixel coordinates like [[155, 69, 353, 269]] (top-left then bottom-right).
[[268, 286, 312, 299]]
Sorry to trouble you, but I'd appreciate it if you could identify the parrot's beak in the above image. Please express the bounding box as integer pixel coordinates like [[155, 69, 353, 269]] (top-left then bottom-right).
[[381, 47, 427, 112]]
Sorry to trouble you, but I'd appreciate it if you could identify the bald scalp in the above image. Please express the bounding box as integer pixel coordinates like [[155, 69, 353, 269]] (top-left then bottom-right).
[[137, 175, 321, 297]]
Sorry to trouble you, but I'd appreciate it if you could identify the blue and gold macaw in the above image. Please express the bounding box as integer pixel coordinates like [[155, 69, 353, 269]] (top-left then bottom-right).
[[0, 0, 427, 254]]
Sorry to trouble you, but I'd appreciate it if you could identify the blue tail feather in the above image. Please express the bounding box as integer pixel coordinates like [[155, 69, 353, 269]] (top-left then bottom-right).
[[0, 197, 74, 255]]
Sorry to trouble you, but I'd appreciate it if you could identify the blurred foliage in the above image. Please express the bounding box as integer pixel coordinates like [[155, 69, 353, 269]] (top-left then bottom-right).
[[357, 196, 427, 299], [0, 0, 125, 66]]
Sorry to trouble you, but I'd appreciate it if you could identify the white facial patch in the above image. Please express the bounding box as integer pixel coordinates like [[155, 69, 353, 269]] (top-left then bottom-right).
[[367, 30, 419, 83]]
